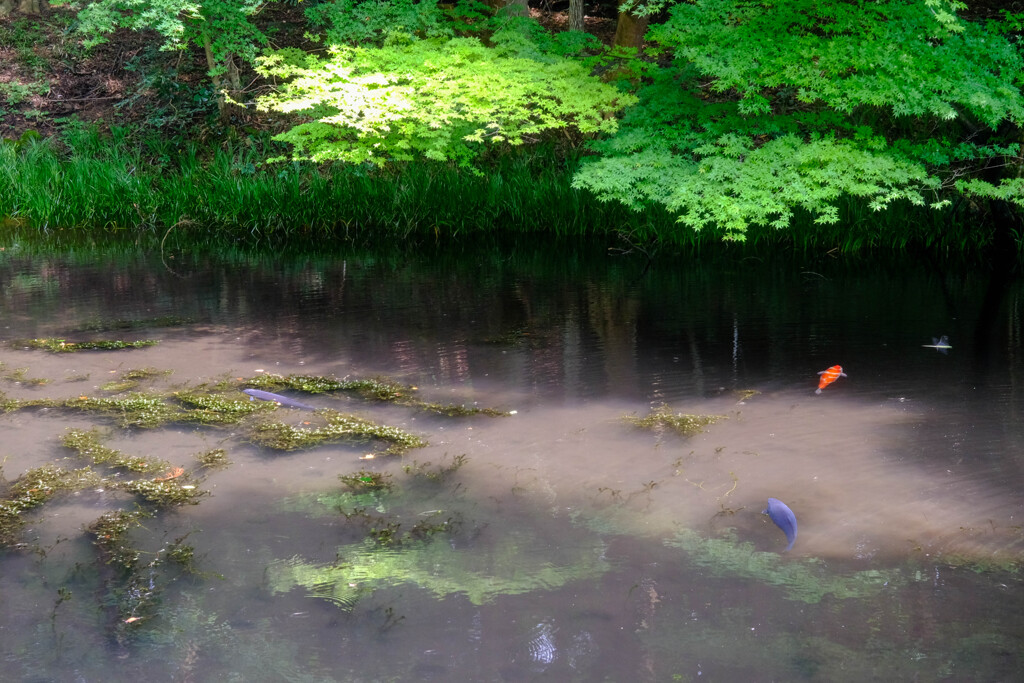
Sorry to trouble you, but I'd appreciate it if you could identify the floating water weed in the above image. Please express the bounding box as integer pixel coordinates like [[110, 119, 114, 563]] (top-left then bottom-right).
[[195, 448, 231, 468], [248, 373, 510, 416], [174, 392, 268, 425], [100, 367, 172, 393], [0, 464, 102, 546], [2, 366, 49, 386], [122, 478, 206, 506], [61, 394, 179, 429], [248, 373, 406, 400], [61, 429, 204, 506], [14, 338, 160, 352], [61, 428, 169, 473], [100, 380, 141, 393], [625, 405, 727, 436], [249, 412, 426, 454]]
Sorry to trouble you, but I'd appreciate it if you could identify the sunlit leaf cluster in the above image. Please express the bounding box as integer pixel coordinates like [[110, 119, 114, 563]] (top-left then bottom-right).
[[256, 35, 635, 166]]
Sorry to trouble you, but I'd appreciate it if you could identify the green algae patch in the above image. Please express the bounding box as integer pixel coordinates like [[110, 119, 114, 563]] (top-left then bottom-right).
[[0, 464, 103, 546], [249, 411, 426, 454], [13, 338, 160, 352], [666, 529, 904, 604], [625, 405, 727, 436]]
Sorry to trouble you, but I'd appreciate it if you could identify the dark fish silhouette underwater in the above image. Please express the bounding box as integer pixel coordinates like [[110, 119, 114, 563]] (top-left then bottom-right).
[[921, 336, 952, 354]]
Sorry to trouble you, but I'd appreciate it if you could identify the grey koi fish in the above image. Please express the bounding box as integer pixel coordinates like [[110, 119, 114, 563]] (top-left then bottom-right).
[[921, 336, 952, 354], [763, 497, 798, 552], [242, 388, 317, 411]]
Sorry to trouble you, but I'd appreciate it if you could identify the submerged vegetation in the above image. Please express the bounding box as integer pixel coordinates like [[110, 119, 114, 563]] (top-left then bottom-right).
[[667, 529, 902, 604], [272, 454, 610, 607], [625, 404, 728, 436], [0, 367, 507, 548], [0, 464, 101, 545]]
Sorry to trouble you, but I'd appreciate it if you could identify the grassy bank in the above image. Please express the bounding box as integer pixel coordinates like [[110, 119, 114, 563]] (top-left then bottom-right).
[[0, 123, 674, 241], [0, 123, 1011, 260]]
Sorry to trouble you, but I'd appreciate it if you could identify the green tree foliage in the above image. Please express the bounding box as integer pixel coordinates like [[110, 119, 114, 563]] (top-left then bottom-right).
[[573, 0, 1024, 239], [304, 0, 455, 45], [256, 8, 635, 166]]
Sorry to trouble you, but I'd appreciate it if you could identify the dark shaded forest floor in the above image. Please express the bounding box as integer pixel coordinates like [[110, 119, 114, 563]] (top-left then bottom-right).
[[0, 4, 618, 141]]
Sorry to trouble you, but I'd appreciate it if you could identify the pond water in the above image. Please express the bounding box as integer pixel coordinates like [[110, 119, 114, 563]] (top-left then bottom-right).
[[0, 238, 1022, 681]]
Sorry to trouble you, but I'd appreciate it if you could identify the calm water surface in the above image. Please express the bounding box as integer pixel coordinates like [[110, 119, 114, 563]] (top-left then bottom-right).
[[0, 240, 1022, 681]]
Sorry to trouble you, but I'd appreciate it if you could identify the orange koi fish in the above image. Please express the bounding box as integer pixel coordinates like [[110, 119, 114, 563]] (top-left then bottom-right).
[[153, 467, 185, 482], [815, 365, 847, 394]]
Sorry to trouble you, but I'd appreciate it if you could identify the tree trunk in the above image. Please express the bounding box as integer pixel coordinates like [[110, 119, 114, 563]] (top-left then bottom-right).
[[2, 0, 47, 15], [203, 35, 226, 115], [568, 0, 584, 32], [17, 0, 45, 13], [203, 36, 244, 120], [613, 5, 648, 49]]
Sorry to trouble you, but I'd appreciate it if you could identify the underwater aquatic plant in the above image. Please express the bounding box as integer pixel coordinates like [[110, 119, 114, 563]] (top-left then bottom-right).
[[625, 404, 727, 436]]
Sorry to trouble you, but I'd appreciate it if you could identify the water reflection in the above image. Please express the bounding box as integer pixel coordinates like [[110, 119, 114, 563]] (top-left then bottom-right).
[[0, 241, 1023, 680]]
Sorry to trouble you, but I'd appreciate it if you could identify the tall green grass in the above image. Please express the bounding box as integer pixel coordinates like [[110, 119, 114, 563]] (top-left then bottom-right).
[[0, 123, 1013, 260], [1, 124, 668, 240]]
